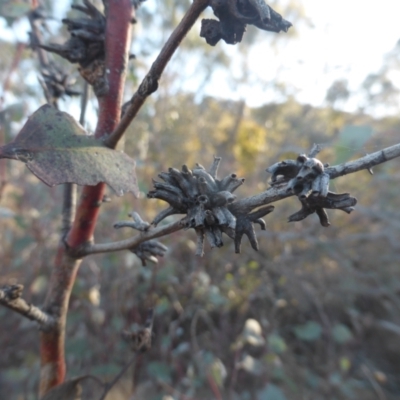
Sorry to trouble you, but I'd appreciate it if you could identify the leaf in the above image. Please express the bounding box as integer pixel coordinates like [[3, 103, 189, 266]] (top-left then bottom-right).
[[0, 105, 138, 196], [41, 377, 82, 400], [332, 324, 353, 344], [257, 383, 287, 400], [209, 358, 227, 388], [40, 376, 103, 400], [293, 321, 322, 341], [267, 333, 287, 354]]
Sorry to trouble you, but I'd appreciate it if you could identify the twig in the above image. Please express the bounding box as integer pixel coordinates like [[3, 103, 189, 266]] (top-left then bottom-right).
[[326, 142, 400, 179], [79, 81, 90, 126], [231, 142, 400, 214], [77, 219, 183, 257], [361, 365, 387, 400], [206, 372, 223, 400], [98, 355, 136, 400], [100, 309, 154, 399], [190, 308, 219, 353], [61, 82, 89, 238], [0, 284, 56, 329], [190, 309, 222, 399], [81, 142, 400, 257], [308, 143, 323, 158], [105, 0, 211, 148]]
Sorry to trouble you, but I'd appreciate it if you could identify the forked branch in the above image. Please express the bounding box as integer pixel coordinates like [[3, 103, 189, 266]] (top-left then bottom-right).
[[105, 0, 211, 148], [0, 284, 56, 329], [78, 142, 400, 257]]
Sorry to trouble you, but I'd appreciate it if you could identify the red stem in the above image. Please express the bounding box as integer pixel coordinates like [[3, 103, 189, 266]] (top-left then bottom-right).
[[39, 1, 133, 395], [207, 373, 223, 400]]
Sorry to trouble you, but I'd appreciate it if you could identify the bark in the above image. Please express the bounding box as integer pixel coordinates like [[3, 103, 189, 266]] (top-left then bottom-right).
[[38, 0, 133, 395]]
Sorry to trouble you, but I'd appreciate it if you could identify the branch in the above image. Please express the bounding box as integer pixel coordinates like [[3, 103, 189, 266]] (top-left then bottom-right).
[[39, 1, 133, 395], [98, 356, 136, 400], [232, 142, 400, 213], [326, 143, 400, 179], [104, 0, 211, 148], [78, 219, 183, 256], [0, 284, 56, 329]]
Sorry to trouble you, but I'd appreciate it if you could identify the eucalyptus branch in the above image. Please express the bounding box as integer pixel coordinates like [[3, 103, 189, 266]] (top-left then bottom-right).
[[77, 219, 183, 257], [326, 142, 400, 179], [79, 144, 400, 257], [105, 0, 211, 148], [232, 142, 400, 213], [0, 284, 56, 329]]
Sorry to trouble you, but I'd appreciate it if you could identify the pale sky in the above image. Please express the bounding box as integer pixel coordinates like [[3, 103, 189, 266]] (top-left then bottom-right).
[[200, 0, 400, 115], [1, 0, 400, 117]]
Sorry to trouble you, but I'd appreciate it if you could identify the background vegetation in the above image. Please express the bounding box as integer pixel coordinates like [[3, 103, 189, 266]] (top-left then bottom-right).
[[1, 0, 400, 399]]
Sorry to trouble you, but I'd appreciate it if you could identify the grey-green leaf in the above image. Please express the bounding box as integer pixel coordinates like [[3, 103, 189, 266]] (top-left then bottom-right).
[[293, 321, 322, 341], [0, 105, 138, 196]]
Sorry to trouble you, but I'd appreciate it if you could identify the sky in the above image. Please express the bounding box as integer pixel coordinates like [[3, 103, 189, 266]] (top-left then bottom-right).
[[1, 0, 400, 117], [199, 0, 400, 114]]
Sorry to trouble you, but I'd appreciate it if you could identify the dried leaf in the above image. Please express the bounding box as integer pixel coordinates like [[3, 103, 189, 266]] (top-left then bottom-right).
[[0, 105, 138, 196], [41, 378, 82, 400], [40, 375, 103, 400]]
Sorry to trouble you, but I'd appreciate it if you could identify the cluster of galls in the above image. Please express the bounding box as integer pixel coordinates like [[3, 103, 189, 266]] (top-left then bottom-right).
[[267, 154, 357, 227], [200, 0, 292, 46], [40, 0, 107, 96], [39, 63, 80, 105], [148, 158, 274, 255]]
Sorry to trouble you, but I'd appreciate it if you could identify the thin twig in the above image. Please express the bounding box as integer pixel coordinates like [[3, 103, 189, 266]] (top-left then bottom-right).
[[190, 309, 222, 399], [98, 355, 136, 400], [105, 0, 211, 148], [79, 81, 90, 126], [78, 219, 183, 257], [361, 365, 387, 400], [0, 285, 56, 329], [61, 82, 89, 238], [231, 142, 400, 214]]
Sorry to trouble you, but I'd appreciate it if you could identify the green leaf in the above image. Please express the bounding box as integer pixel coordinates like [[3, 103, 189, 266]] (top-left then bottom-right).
[[0, 105, 138, 196], [209, 358, 227, 388], [267, 333, 287, 354], [293, 321, 322, 341], [257, 384, 287, 400], [334, 125, 373, 164], [332, 324, 353, 344]]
